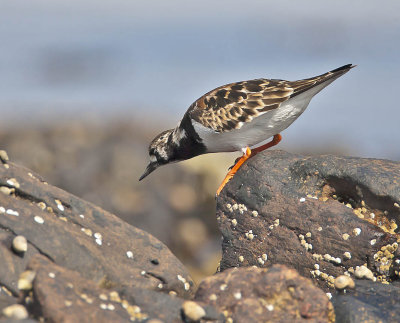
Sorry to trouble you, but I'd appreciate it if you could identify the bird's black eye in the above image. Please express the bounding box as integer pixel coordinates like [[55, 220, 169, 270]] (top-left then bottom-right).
[[149, 148, 155, 155]]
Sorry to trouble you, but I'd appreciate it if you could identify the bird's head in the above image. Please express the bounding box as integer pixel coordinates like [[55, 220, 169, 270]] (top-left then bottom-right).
[[139, 129, 175, 181]]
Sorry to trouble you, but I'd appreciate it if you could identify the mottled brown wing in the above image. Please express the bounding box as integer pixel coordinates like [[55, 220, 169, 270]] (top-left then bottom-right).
[[187, 64, 354, 132]]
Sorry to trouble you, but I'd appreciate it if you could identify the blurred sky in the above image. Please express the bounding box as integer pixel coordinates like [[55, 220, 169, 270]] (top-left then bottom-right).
[[1, 0, 399, 159]]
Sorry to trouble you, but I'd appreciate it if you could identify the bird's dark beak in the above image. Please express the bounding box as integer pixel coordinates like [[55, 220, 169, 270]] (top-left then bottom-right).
[[139, 162, 159, 181]]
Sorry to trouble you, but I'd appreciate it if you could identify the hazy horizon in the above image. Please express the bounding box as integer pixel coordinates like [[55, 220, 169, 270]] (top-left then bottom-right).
[[1, 0, 399, 159]]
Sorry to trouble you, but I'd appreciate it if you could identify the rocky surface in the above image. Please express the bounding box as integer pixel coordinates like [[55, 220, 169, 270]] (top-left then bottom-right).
[[195, 265, 335, 323], [25, 255, 222, 323], [0, 156, 198, 321], [2, 135, 400, 322], [0, 151, 341, 322], [0, 121, 226, 283], [332, 280, 400, 323], [217, 150, 400, 290]]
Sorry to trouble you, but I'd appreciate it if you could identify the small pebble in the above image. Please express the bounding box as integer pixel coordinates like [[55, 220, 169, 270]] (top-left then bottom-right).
[[18, 270, 36, 291], [209, 294, 217, 301], [231, 219, 237, 226], [182, 301, 206, 321], [81, 228, 92, 236], [252, 210, 258, 217], [177, 274, 186, 283], [34, 216, 44, 224], [79, 214, 85, 218], [343, 252, 352, 259], [306, 232, 312, 238], [0, 150, 9, 162], [299, 197, 306, 202], [353, 228, 361, 236], [6, 178, 20, 188], [370, 239, 377, 246], [266, 304, 274, 311], [233, 292, 242, 300], [184, 282, 190, 290], [355, 265, 375, 281], [0, 206, 5, 213], [0, 186, 14, 195], [334, 275, 355, 290], [6, 209, 19, 216], [333, 257, 342, 264], [109, 291, 121, 302], [37, 202, 46, 210], [326, 293, 332, 299], [48, 272, 56, 278], [12, 235, 27, 254], [55, 200, 65, 211], [342, 233, 350, 240], [238, 255, 244, 262], [95, 238, 102, 245], [394, 202, 400, 208], [99, 294, 108, 301], [2, 304, 28, 320], [126, 251, 133, 259]]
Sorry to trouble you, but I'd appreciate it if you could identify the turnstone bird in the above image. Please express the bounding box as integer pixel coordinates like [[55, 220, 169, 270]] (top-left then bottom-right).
[[140, 64, 355, 195]]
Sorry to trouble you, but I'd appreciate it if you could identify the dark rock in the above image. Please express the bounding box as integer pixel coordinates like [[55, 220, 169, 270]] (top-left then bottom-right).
[[0, 122, 222, 284], [0, 160, 193, 298], [195, 264, 335, 322], [217, 150, 400, 290], [25, 254, 223, 322], [27, 255, 194, 323], [332, 279, 400, 323]]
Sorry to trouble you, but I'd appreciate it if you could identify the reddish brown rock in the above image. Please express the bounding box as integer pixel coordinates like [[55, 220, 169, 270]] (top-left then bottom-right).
[[217, 150, 400, 290], [195, 265, 334, 322]]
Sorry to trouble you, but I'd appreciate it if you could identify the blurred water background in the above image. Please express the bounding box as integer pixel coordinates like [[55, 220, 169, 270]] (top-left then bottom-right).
[[1, 0, 399, 282]]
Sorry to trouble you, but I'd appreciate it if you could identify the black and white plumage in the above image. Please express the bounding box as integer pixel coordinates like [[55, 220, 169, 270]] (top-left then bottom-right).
[[139, 64, 355, 181]]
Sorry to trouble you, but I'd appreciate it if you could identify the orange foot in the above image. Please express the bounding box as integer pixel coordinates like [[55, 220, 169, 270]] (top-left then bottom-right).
[[216, 134, 282, 196]]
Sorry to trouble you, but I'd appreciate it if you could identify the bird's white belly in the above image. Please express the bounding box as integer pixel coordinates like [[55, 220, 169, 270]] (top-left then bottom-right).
[[193, 94, 313, 153]]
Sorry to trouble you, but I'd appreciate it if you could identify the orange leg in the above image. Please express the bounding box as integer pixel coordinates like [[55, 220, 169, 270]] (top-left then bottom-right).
[[252, 134, 282, 155], [216, 147, 252, 196], [216, 134, 282, 196]]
